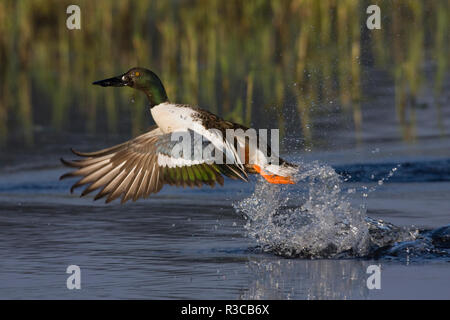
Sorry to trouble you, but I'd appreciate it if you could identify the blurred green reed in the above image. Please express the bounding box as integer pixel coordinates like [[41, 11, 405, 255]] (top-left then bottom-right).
[[0, 0, 448, 147]]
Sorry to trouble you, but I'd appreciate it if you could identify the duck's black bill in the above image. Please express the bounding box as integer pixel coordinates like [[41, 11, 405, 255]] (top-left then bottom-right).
[[93, 76, 126, 87]]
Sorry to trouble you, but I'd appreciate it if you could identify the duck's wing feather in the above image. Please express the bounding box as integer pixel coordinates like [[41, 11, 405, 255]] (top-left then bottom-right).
[[60, 126, 247, 204]]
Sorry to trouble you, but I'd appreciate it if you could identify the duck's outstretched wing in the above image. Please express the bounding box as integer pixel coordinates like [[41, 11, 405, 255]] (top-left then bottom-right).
[[60, 126, 248, 204]]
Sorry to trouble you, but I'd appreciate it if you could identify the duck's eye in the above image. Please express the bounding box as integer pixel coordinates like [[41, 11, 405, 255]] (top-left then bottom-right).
[[135, 71, 140, 77]]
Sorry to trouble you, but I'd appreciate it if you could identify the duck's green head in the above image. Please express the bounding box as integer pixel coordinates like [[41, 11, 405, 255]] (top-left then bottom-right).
[[93, 67, 168, 107]]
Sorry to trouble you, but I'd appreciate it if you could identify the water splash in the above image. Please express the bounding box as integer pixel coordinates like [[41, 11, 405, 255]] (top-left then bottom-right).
[[366, 218, 450, 261], [234, 160, 370, 258], [369, 164, 400, 191], [234, 159, 450, 261]]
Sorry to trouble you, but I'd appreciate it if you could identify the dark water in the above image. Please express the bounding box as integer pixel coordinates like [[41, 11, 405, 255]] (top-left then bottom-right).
[[1, 81, 449, 298], [0, 135, 449, 299]]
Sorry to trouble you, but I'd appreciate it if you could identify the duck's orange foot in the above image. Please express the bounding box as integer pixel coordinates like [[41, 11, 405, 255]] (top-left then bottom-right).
[[253, 165, 295, 185]]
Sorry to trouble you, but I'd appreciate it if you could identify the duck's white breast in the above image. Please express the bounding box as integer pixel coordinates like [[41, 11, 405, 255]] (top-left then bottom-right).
[[151, 103, 198, 133]]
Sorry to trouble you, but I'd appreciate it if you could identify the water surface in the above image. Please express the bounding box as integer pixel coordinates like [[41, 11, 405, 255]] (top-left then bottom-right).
[[0, 135, 449, 299]]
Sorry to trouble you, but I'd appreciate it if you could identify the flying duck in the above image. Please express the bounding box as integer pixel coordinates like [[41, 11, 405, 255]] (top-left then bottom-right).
[[60, 68, 297, 204]]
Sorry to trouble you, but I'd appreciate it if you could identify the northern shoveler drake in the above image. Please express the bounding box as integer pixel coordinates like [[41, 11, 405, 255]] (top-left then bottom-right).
[[61, 67, 297, 203]]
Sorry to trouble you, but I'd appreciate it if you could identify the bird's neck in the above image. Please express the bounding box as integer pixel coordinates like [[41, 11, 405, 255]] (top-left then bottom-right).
[[143, 86, 169, 108]]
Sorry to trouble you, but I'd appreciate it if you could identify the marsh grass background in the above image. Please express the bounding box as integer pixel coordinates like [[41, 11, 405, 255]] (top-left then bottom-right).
[[0, 0, 448, 150]]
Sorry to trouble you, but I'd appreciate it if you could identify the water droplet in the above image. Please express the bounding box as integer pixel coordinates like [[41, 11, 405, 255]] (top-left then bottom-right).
[[233, 160, 369, 258]]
